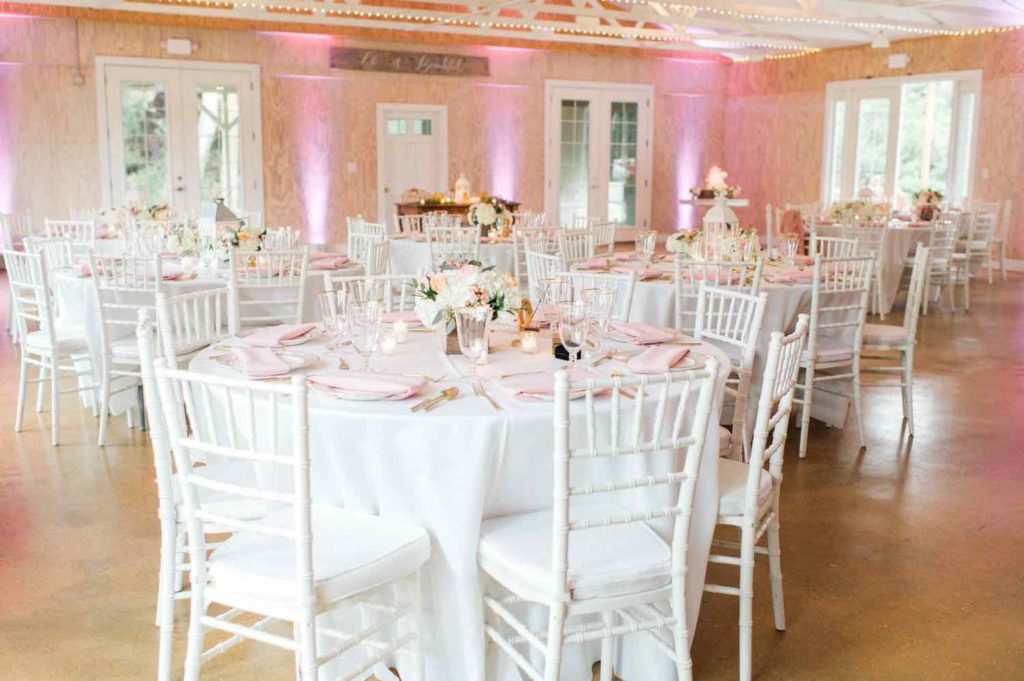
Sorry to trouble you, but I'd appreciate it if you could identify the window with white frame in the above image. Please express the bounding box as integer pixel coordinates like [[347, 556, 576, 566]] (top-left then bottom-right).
[[821, 71, 980, 208]]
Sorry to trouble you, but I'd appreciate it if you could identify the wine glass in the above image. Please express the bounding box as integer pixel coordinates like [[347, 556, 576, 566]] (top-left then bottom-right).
[[582, 288, 616, 355], [635, 230, 657, 267], [454, 306, 490, 380], [540, 277, 572, 328], [558, 300, 591, 369], [347, 300, 382, 371], [317, 290, 347, 351]]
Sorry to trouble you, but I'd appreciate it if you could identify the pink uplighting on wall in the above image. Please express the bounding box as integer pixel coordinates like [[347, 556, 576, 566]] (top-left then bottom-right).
[[485, 100, 521, 199], [292, 86, 333, 244]]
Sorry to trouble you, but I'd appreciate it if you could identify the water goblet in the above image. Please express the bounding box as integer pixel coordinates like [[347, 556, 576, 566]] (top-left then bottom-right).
[[454, 306, 491, 380], [582, 288, 616, 355], [635, 229, 657, 267], [782, 235, 799, 268], [540, 276, 572, 327], [347, 300, 382, 371], [317, 290, 348, 351], [558, 300, 591, 369]]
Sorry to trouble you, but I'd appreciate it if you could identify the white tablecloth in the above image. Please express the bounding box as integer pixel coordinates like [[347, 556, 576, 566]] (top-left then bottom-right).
[[388, 236, 516, 275], [814, 225, 915, 315], [189, 329, 729, 681]]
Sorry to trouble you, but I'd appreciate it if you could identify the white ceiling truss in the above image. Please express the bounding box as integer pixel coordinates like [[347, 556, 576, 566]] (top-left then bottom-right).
[[21, 0, 1024, 59]]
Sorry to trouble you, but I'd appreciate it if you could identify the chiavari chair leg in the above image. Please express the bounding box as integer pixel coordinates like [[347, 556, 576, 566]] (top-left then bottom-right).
[[672, 589, 694, 681], [36, 365, 48, 412], [851, 359, 866, 450], [50, 356, 60, 446], [902, 349, 915, 436], [738, 527, 756, 681], [921, 271, 931, 316], [599, 611, 615, 681], [798, 365, 815, 459], [542, 604, 567, 681], [998, 242, 1007, 282], [297, 609, 318, 681], [156, 518, 176, 681], [98, 376, 111, 447], [15, 355, 28, 432], [182, 585, 206, 681], [766, 518, 786, 632]]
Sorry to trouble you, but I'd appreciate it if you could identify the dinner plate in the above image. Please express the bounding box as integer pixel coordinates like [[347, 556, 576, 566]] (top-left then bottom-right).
[[308, 382, 395, 401], [235, 326, 325, 346], [212, 349, 318, 373]]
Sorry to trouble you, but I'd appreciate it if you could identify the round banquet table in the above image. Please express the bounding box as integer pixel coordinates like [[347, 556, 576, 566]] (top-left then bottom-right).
[[52, 259, 363, 414], [620, 258, 851, 429], [189, 327, 730, 681], [814, 225, 915, 315], [388, 234, 516, 274]]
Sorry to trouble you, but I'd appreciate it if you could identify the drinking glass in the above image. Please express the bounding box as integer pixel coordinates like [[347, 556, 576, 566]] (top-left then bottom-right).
[[635, 229, 657, 266], [317, 290, 347, 351], [582, 288, 616, 354], [347, 301, 382, 370], [782, 235, 799, 268], [558, 300, 591, 368], [540, 277, 572, 327], [454, 306, 490, 379]]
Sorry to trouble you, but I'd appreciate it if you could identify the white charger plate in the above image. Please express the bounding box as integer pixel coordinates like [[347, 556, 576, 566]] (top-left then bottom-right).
[[235, 326, 325, 346]]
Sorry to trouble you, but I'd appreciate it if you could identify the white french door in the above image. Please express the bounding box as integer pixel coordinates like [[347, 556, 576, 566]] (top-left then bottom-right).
[[376, 104, 449, 227], [545, 81, 652, 229], [98, 58, 263, 216]]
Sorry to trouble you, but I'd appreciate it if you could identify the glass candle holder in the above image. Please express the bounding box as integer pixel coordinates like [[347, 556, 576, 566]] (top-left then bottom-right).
[[519, 330, 539, 354]]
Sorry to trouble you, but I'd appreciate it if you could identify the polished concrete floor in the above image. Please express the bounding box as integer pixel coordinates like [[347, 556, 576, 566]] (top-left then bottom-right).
[[1, 275, 1022, 681]]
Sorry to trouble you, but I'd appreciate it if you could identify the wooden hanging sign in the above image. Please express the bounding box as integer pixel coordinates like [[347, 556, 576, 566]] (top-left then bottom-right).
[[329, 48, 489, 77]]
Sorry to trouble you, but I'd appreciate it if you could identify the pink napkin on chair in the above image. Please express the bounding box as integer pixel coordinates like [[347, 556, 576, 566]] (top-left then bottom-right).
[[381, 310, 421, 325], [241, 323, 317, 348], [309, 255, 350, 270], [230, 346, 291, 377], [499, 367, 599, 399], [609, 322, 676, 345], [306, 372, 425, 400], [627, 346, 690, 374]]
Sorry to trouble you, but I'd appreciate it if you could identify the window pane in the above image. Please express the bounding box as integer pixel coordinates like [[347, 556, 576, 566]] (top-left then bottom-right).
[[386, 119, 406, 135], [854, 97, 891, 201], [196, 84, 243, 213], [120, 82, 170, 205], [558, 100, 590, 227], [607, 101, 637, 225], [411, 119, 432, 136], [828, 99, 846, 202], [895, 80, 954, 202], [952, 91, 976, 201]]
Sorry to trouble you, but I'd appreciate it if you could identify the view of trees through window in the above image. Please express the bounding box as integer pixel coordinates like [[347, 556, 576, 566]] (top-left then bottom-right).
[[896, 80, 954, 200]]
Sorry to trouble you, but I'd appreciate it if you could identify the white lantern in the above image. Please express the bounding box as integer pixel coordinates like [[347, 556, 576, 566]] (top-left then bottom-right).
[[454, 173, 472, 204], [702, 192, 739, 260]]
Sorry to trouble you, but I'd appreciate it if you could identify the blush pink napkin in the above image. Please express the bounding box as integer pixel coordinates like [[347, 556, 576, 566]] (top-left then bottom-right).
[[500, 367, 599, 398], [612, 266, 662, 281], [627, 346, 690, 374], [614, 252, 640, 261], [163, 270, 189, 281], [307, 371, 425, 400], [309, 255, 350, 270], [230, 346, 291, 377], [772, 269, 816, 284], [381, 310, 421, 325], [242, 323, 317, 348], [579, 258, 610, 270], [609, 322, 676, 345], [779, 210, 806, 255]]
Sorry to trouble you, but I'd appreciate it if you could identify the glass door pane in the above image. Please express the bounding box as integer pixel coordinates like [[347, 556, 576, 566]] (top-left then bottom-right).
[[194, 83, 243, 213], [558, 99, 590, 228], [895, 80, 955, 202], [854, 97, 892, 200], [607, 101, 637, 225], [118, 81, 171, 206], [952, 90, 976, 201], [826, 99, 846, 203]]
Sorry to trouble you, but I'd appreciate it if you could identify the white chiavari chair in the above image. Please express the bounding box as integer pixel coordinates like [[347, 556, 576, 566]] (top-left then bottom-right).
[[524, 245, 566, 303], [570, 214, 598, 230], [794, 255, 874, 459], [703, 314, 809, 681], [991, 199, 1010, 283], [694, 285, 767, 461], [45, 219, 95, 254], [1, 210, 35, 249], [363, 238, 390, 276], [591, 220, 618, 256], [4, 249, 94, 445], [22, 237, 76, 322], [673, 256, 763, 335], [322, 272, 420, 313], [842, 225, 887, 319], [809, 234, 858, 260], [558, 229, 596, 266], [136, 311, 265, 681], [478, 358, 721, 681], [512, 227, 560, 291], [228, 247, 309, 328], [69, 207, 100, 221], [922, 217, 959, 315], [564, 270, 637, 322], [426, 225, 480, 267], [395, 214, 428, 234], [958, 202, 999, 290], [155, 288, 237, 369], [90, 253, 165, 445], [862, 246, 929, 437], [153, 360, 430, 681], [347, 219, 387, 264], [263, 226, 302, 251]]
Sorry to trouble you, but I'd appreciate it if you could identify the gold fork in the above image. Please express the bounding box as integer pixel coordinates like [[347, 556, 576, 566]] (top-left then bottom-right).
[[473, 382, 502, 412]]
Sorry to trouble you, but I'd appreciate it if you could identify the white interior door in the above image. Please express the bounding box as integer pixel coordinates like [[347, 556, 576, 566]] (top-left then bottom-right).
[[545, 81, 652, 229], [377, 105, 448, 226], [100, 59, 262, 216]]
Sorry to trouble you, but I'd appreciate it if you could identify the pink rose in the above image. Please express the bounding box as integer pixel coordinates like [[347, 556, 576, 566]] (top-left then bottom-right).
[[430, 275, 447, 294]]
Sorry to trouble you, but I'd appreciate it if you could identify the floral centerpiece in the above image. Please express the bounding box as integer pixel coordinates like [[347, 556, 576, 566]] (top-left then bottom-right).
[[467, 197, 514, 238], [720, 228, 760, 262], [914, 188, 943, 221], [414, 260, 522, 353], [666, 229, 703, 258], [220, 219, 265, 253], [828, 200, 889, 224]]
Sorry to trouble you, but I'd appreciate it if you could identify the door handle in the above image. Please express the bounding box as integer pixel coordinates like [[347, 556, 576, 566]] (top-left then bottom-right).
[[174, 186, 185, 192], [384, 187, 390, 193]]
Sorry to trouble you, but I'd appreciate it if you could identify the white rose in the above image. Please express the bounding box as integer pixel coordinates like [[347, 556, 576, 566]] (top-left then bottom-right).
[[474, 203, 497, 227]]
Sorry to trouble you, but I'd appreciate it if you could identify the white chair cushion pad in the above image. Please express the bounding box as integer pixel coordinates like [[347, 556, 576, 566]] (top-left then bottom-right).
[[803, 334, 853, 363], [112, 338, 209, 360], [718, 458, 771, 517], [24, 326, 88, 353], [862, 323, 908, 347], [209, 505, 430, 610], [478, 503, 671, 601]]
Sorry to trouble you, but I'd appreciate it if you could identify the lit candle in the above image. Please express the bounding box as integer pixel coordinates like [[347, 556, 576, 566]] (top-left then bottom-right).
[[520, 330, 539, 354], [393, 319, 408, 343], [380, 332, 398, 355]]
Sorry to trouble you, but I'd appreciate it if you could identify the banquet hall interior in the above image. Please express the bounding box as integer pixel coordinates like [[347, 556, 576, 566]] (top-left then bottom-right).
[[2, 0, 1023, 680]]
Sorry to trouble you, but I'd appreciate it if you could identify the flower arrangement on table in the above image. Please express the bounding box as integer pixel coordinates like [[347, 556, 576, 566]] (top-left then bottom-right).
[[720, 228, 761, 262], [914, 188, 943, 221], [220, 219, 265, 253], [467, 197, 514, 238], [828, 200, 889, 224], [164, 223, 202, 258], [666, 229, 703, 258], [414, 260, 523, 329]]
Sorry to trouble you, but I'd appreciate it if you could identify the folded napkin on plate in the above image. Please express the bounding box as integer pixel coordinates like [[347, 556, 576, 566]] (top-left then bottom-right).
[[609, 321, 676, 345], [76, 262, 93, 277], [381, 310, 421, 325], [309, 255, 350, 270], [230, 346, 291, 377], [612, 266, 662, 281], [627, 346, 690, 374], [614, 252, 641, 261], [307, 371, 425, 400], [163, 269, 189, 281], [578, 258, 610, 270], [772, 269, 816, 284], [242, 323, 317, 348], [500, 367, 599, 398]]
